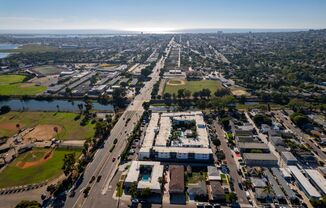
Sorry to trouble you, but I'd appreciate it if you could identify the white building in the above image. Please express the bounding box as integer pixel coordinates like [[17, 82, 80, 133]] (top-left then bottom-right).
[[138, 111, 213, 162], [288, 166, 321, 200], [125, 161, 163, 193]]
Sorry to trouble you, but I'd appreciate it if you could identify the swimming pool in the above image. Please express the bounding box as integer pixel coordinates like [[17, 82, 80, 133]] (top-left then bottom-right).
[[142, 174, 150, 181]]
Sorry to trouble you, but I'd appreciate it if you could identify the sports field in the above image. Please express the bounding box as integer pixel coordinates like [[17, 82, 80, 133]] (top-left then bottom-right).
[[0, 112, 95, 141], [0, 75, 47, 96], [164, 79, 223, 95], [0, 148, 80, 188]]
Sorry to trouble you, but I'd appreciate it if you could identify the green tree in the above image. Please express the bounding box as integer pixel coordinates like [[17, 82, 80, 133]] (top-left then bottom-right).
[[15, 200, 41, 208], [62, 153, 76, 176]]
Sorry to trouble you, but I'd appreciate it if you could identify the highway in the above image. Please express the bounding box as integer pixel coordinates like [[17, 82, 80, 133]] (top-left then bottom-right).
[[64, 40, 172, 208], [273, 111, 326, 161]]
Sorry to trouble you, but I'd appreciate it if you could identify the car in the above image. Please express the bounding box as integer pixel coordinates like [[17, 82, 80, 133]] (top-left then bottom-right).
[[112, 157, 116, 162], [69, 191, 76, 197], [131, 199, 139, 204], [90, 176, 95, 183], [97, 175, 102, 182], [238, 182, 243, 190]]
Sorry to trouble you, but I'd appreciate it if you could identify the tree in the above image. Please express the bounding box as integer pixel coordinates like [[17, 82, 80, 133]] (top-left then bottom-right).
[[243, 180, 252, 189], [253, 114, 272, 126], [184, 90, 191, 98], [225, 192, 237, 203], [263, 184, 273, 196], [112, 88, 127, 108], [0, 105, 11, 115], [62, 153, 76, 176], [215, 88, 230, 97], [129, 182, 138, 198], [140, 187, 151, 198], [46, 184, 57, 194], [15, 200, 41, 208], [163, 92, 171, 100]]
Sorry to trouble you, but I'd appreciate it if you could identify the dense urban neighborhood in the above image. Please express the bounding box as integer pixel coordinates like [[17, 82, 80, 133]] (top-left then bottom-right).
[[0, 29, 325, 208]]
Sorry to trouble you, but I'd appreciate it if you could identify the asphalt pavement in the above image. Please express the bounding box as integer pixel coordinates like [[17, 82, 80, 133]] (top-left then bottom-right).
[[213, 120, 250, 207], [64, 40, 173, 208]]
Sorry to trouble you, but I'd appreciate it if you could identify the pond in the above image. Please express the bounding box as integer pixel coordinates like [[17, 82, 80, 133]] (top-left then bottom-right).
[[0, 99, 114, 112]]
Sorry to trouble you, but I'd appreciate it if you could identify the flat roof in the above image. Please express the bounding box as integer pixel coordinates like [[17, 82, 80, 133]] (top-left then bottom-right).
[[142, 113, 159, 148], [238, 142, 269, 150], [169, 165, 184, 193], [125, 161, 163, 191], [288, 166, 321, 198], [305, 169, 326, 195], [243, 153, 278, 161], [281, 151, 298, 161], [153, 146, 213, 154]]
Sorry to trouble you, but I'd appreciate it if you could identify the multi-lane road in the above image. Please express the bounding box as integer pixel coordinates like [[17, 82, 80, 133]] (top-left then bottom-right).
[[64, 41, 172, 208]]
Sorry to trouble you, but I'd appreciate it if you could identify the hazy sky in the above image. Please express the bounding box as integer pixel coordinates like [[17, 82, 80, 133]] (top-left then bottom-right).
[[0, 0, 325, 32]]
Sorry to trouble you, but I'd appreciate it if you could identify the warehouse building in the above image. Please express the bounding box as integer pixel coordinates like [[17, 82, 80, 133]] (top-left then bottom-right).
[[288, 166, 321, 200]]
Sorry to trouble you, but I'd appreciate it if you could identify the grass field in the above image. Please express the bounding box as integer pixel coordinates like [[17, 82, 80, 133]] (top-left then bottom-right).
[[0, 148, 80, 188], [0, 44, 59, 53], [0, 112, 95, 140], [164, 79, 223, 95], [0, 75, 47, 96], [31, 65, 64, 75]]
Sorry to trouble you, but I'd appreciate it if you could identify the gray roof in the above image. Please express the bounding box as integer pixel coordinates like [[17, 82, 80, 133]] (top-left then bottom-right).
[[250, 177, 267, 188], [188, 181, 207, 196], [207, 166, 219, 177], [271, 168, 296, 199], [243, 153, 278, 161], [238, 142, 269, 150], [281, 151, 297, 162], [264, 169, 285, 199]]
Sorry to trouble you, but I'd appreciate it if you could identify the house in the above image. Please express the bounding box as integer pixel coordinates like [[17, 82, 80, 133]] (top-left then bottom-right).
[[237, 142, 270, 154], [208, 181, 225, 202], [207, 166, 221, 181], [255, 188, 274, 202], [250, 177, 267, 188], [243, 153, 278, 167], [187, 181, 208, 201], [261, 124, 271, 134], [169, 165, 184, 194], [280, 151, 297, 165]]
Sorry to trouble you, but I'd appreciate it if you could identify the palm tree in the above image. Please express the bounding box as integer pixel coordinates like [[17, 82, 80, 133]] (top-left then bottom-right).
[[243, 179, 252, 189], [16, 123, 20, 133], [263, 184, 273, 196]]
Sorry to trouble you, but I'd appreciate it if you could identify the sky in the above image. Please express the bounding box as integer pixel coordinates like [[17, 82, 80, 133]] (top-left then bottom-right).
[[0, 0, 325, 32]]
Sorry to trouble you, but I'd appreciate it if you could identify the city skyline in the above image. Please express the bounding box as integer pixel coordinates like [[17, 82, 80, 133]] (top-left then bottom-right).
[[1, 0, 326, 33]]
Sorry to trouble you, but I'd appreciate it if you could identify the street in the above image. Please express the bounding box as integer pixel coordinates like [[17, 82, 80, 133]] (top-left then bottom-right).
[[64, 40, 172, 208], [212, 120, 250, 207], [273, 111, 326, 161]]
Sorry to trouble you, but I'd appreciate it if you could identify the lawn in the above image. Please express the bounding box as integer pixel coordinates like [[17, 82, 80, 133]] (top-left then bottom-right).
[[186, 171, 207, 184], [0, 74, 47, 96], [0, 148, 80, 188], [0, 112, 95, 140], [164, 79, 223, 96]]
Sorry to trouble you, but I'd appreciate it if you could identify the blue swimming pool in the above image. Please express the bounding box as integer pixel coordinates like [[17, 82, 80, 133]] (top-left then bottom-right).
[[142, 175, 150, 181]]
